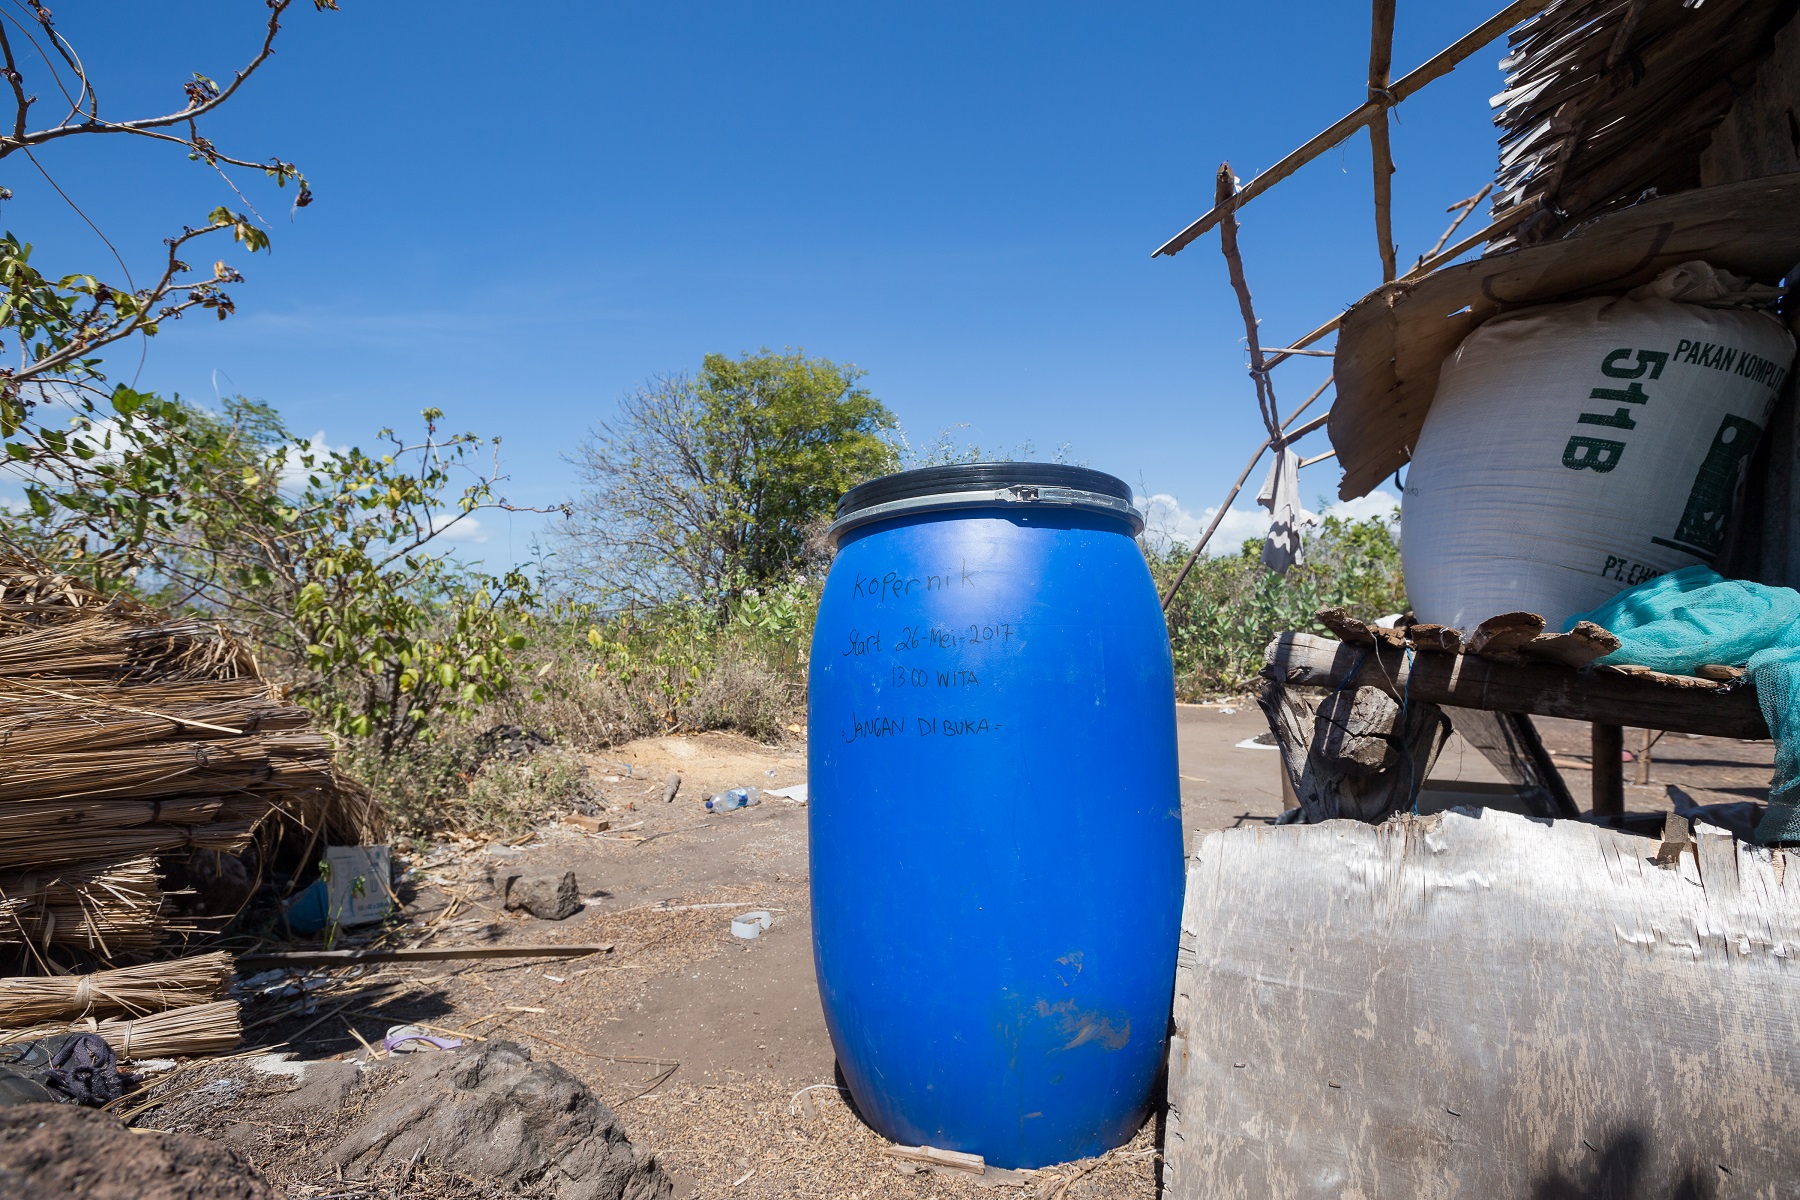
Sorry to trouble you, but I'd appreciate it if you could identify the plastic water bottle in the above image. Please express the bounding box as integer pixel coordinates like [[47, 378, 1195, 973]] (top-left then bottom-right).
[[705, 787, 761, 812]]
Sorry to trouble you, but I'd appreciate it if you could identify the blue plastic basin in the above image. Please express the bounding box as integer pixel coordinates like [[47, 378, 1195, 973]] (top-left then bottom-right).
[[808, 463, 1183, 1169]]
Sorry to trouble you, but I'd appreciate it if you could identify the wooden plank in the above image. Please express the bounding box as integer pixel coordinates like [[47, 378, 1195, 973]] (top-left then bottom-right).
[[1164, 811, 1800, 1197], [1330, 172, 1800, 499], [235, 944, 615, 968], [1264, 633, 1768, 739]]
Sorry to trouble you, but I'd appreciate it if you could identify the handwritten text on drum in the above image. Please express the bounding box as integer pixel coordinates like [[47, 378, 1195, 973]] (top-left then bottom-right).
[[842, 711, 1001, 743], [850, 561, 974, 604]]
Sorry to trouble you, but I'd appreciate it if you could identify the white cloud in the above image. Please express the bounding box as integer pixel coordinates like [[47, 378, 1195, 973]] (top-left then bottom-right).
[[275, 431, 351, 492], [1325, 490, 1401, 526], [427, 511, 491, 544], [1138, 489, 1399, 557]]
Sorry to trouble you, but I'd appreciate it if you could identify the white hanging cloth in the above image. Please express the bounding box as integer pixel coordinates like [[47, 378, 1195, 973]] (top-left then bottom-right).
[[1256, 445, 1316, 575]]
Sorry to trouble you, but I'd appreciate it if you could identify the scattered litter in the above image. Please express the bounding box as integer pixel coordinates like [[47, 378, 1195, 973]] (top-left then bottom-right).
[[767, 784, 809, 804], [324, 844, 394, 927], [730, 911, 775, 940], [563, 813, 611, 833], [128, 1059, 179, 1075], [543, 974, 567, 984], [1235, 735, 1279, 751], [663, 773, 682, 803], [706, 787, 762, 813], [384, 1024, 464, 1053], [884, 1143, 1003, 1181], [1220, 706, 1238, 715], [232, 968, 289, 993]]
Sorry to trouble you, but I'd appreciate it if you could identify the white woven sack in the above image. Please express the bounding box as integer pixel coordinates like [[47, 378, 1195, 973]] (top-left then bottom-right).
[[1402, 262, 1795, 631]]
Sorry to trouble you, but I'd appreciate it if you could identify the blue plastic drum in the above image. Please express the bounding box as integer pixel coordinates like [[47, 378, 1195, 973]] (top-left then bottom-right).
[[808, 463, 1183, 1169]]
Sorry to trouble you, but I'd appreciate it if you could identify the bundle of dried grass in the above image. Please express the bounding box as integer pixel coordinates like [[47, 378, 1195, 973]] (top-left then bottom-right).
[[0, 998, 241, 1060], [0, 952, 230, 1024], [0, 551, 383, 1050], [0, 858, 167, 953]]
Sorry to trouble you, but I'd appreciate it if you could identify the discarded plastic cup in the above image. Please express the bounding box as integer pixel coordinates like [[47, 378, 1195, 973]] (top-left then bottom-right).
[[384, 1024, 464, 1053], [731, 911, 775, 939], [706, 787, 762, 813]]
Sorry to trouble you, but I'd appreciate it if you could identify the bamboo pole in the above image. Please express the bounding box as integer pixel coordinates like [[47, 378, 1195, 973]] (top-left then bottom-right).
[[1419, 184, 1492, 265], [1215, 164, 1282, 442], [1152, 0, 1552, 257], [1368, 0, 1399, 282], [1158, 408, 1331, 612], [1263, 313, 1343, 372]]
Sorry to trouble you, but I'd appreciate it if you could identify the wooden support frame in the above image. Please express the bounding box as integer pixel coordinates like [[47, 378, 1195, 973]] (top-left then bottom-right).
[[1367, 0, 1400, 282], [1152, 0, 1553, 258], [1266, 632, 1767, 739]]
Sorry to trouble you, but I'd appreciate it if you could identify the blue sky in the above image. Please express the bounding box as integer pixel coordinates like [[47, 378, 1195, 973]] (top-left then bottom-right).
[[7, 2, 1514, 565]]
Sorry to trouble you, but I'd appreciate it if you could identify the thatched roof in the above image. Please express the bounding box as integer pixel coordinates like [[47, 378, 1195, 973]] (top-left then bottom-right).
[[1489, 0, 1798, 250]]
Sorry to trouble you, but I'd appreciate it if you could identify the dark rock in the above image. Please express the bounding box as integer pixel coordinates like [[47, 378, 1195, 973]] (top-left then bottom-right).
[[328, 1040, 671, 1200], [0, 1103, 281, 1200], [504, 869, 580, 920], [475, 724, 555, 765]]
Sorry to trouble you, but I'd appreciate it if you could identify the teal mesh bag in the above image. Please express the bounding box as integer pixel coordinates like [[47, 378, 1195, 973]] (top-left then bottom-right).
[[1565, 565, 1800, 844]]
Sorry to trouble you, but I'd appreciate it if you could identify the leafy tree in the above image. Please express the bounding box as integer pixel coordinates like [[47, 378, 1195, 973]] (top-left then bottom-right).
[[4, 396, 537, 755], [0, 1, 331, 556], [562, 349, 897, 608], [0, 3, 543, 760]]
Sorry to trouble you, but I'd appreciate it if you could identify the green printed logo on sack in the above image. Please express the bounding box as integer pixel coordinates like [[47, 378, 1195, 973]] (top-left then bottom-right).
[[1401, 262, 1796, 630]]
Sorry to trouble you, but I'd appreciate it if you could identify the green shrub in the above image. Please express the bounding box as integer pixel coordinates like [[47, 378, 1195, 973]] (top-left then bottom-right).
[[1152, 513, 1406, 699]]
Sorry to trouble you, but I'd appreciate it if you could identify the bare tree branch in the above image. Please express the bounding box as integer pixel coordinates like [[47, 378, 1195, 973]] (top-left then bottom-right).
[[0, 0, 299, 157]]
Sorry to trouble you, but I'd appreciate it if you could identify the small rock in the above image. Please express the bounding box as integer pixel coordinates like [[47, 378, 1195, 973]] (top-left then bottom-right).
[[504, 869, 581, 920]]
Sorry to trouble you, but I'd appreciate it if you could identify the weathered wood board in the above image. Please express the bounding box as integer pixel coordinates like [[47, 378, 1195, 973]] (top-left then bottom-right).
[[1164, 811, 1800, 1198]]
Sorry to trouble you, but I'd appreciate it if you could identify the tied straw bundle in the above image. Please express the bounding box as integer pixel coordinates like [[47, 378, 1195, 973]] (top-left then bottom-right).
[[0, 555, 381, 960], [0, 858, 168, 953], [0, 952, 231, 1025], [0, 999, 242, 1060]]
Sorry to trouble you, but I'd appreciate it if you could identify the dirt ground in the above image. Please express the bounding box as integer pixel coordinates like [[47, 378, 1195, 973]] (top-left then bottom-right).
[[127, 705, 1776, 1199]]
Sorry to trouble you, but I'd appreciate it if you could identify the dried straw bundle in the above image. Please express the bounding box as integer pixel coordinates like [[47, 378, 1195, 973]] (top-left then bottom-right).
[[0, 731, 336, 807], [0, 858, 166, 952], [0, 554, 381, 977], [0, 952, 230, 1024], [0, 998, 241, 1060]]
